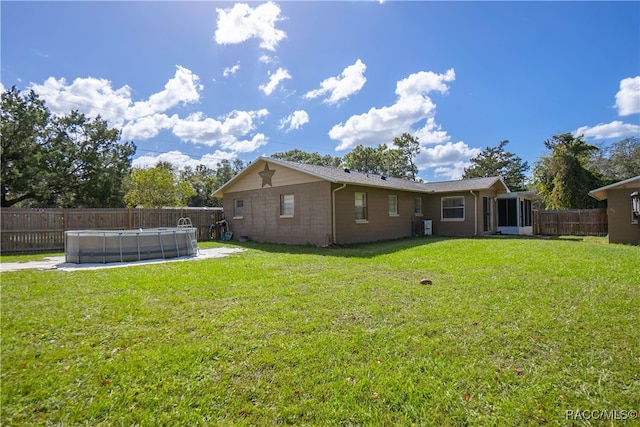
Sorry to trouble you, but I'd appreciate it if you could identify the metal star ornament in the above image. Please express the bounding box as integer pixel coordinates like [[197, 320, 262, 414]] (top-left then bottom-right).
[[259, 163, 275, 187]]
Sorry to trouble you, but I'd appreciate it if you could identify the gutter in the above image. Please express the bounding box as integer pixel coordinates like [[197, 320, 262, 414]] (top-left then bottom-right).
[[332, 183, 347, 244], [470, 190, 478, 236]]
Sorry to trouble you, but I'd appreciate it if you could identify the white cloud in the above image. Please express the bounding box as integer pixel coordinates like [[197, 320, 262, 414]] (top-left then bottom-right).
[[132, 149, 236, 170], [259, 55, 275, 64], [30, 76, 132, 127], [574, 120, 640, 140], [328, 68, 456, 151], [220, 133, 268, 152], [215, 1, 286, 51], [121, 114, 178, 141], [432, 161, 472, 181], [259, 67, 291, 95], [615, 76, 640, 116], [126, 66, 202, 120], [304, 59, 367, 105], [223, 64, 240, 77], [279, 110, 309, 131], [172, 109, 268, 149]]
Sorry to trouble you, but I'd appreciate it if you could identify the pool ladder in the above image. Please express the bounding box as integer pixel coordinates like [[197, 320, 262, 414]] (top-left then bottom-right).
[[177, 217, 199, 255]]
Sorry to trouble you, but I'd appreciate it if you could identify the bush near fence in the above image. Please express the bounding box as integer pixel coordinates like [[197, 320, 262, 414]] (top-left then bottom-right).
[[0, 208, 224, 254], [532, 208, 608, 237]]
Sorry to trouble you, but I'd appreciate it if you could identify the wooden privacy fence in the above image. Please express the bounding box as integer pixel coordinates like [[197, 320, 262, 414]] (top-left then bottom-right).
[[0, 208, 224, 254], [533, 208, 608, 236]]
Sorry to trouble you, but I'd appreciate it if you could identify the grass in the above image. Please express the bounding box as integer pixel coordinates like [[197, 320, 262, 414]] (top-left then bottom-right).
[[1, 237, 638, 426]]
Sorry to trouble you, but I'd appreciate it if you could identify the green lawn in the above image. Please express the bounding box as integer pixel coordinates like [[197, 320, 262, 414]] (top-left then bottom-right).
[[1, 237, 638, 426]]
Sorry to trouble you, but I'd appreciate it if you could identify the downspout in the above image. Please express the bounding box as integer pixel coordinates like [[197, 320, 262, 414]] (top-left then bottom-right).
[[470, 190, 478, 236], [332, 183, 347, 244]]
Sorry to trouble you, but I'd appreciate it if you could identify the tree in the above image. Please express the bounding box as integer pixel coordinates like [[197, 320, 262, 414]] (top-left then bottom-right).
[[588, 136, 640, 182], [533, 133, 604, 209], [181, 165, 217, 207], [1, 87, 135, 208], [44, 111, 135, 207], [463, 140, 529, 191], [342, 144, 388, 175], [1, 87, 50, 207], [392, 133, 421, 180], [271, 149, 342, 167], [342, 136, 421, 180], [124, 163, 195, 208]]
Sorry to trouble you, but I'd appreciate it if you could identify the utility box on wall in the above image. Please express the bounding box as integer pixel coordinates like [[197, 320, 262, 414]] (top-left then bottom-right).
[[423, 219, 433, 236]]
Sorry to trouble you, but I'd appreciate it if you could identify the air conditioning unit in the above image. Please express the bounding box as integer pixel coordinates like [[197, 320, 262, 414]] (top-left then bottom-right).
[[423, 219, 432, 236]]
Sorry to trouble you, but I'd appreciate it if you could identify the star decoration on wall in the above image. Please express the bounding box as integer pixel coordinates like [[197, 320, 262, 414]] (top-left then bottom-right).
[[259, 163, 275, 187]]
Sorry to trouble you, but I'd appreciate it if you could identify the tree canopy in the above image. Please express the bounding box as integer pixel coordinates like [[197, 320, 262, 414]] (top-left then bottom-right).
[[588, 136, 640, 182], [463, 140, 529, 191], [342, 133, 421, 180], [533, 133, 605, 209], [1, 87, 135, 208], [271, 149, 342, 167], [124, 163, 195, 208]]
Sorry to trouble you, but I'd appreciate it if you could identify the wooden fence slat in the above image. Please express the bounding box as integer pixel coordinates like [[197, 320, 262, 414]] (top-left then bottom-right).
[[0, 208, 224, 254], [533, 208, 607, 236]]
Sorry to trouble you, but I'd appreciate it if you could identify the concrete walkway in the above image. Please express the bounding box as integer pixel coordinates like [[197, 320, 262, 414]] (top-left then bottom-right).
[[0, 247, 245, 272]]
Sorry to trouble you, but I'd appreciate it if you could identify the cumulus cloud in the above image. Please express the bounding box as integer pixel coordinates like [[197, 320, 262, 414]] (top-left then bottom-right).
[[126, 66, 202, 120], [132, 150, 236, 170], [215, 1, 286, 51], [30, 76, 132, 127], [223, 64, 240, 77], [259, 67, 291, 95], [279, 110, 309, 131], [121, 114, 178, 141], [328, 68, 479, 179], [615, 76, 640, 116], [172, 109, 268, 150], [574, 121, 640, 140], [329, 69, 456, 151], [29, 66, 270, 155], [304, 59, 367, 105]]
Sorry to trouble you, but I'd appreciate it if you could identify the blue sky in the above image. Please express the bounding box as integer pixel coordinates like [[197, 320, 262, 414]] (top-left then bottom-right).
[[2, 1, 639, 182]]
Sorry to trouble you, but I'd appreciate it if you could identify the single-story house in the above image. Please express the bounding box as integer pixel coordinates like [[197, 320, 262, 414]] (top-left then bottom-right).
[[589, 175, 640, 245], [213, 157, 515, 246]]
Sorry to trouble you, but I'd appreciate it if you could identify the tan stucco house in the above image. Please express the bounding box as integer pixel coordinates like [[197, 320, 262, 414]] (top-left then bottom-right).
[[213, 157, 512, 246], [589, 175, 640, 245]]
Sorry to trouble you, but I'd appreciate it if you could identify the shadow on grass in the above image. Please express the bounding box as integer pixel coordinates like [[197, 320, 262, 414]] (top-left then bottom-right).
[[202, 233, 587, 259], [201, 235, 444, 258]]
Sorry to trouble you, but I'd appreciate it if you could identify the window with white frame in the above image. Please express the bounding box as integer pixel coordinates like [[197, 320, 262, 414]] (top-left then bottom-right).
[[388, 195, 398, 216], [632, 191, 639, 224], [441, 196, 464, 221], [234, 199, 244, 218], [414, 197, 423, 216], [355, 192, 368, 221], [280, 194, 294, 217]]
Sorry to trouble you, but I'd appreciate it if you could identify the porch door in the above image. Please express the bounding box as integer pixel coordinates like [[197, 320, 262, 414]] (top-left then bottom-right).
[[483, 197, 492, 232]]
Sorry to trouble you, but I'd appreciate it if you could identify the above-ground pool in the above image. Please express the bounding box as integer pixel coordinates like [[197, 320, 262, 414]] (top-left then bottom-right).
[[65, 226, 198, 264]]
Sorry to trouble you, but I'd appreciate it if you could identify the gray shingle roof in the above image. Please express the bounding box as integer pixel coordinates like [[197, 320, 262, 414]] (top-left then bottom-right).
[[258, 157, 510, 194]]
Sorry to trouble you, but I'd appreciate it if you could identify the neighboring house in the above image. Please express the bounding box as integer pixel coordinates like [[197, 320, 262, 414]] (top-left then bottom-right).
[[213, 157, 511, 246], [589, 175, 640, 245]]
